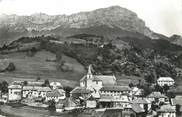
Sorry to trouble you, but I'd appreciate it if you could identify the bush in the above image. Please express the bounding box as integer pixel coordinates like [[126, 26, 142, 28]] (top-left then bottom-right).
[[6, 62, 16, 72]]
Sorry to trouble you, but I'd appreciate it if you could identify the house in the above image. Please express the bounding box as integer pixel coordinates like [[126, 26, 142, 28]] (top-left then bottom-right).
[[98, 94, 132, 109], [122, 106, 148, 117], [132, 98, 151, 111], [8, 84, 22, 101], [171, 95, 182, 113], [100, 86, 132, 97], [157, 77, 174, 87], [157, 105, 176, 117], [63, 97, 81, 110], [56, 100, 64, 112], [70, 87, 92, 104], [50, 82, 63, 90], [131, 104, 145, 117], [22, 86, 51, 99], [131, 87, 143, 99], [46, 89, 66, 102], [147, 92, 169, 104], [99, 108, 123, 117], [80, 65, 116, 98], [86, 96, 97, 108]]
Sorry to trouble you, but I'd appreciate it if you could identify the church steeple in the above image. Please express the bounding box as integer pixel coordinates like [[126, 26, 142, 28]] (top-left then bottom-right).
[[87, 64, 93, 79]]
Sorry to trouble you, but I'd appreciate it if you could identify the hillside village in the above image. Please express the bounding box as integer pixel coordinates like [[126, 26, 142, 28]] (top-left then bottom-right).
[[0, 64, 182, 117], [0, 6, 181, 117]]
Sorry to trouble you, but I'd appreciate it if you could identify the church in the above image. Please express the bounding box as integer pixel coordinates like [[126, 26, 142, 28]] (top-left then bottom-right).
[[79, 65, 117, 98]]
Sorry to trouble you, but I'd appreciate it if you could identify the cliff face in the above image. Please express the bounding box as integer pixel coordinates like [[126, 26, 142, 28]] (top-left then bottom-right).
[[0, 6, 158, 45]]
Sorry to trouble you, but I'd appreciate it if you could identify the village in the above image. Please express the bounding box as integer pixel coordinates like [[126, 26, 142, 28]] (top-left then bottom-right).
[[0, 64, 181, 117]]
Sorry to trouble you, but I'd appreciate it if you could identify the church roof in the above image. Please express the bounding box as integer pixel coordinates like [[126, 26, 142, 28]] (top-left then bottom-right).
[[80, 75, 116, 86]]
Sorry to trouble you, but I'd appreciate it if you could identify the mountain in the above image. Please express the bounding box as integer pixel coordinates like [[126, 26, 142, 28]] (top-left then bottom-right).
[[0, 6, 160, 46]]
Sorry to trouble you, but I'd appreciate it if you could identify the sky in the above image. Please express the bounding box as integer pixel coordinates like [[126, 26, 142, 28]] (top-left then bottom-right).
[[0, 0, 181, 36]]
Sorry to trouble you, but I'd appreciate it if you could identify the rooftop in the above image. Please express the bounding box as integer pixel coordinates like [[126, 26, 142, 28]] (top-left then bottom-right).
[[147, 92, 167, 98], [23, 86, 52, 92], [70, 87, 91, 94], [132, 104, 145, 113], [80, 75, 116, 86], [46, 89, 65, 97], [171, 96, 182, 106], [157, 77, 174, 82], [132, 98, 150, 104], [100, 86, 131, 92], [157, 105, 175, 113], [99, 95, 131, 102], [8, 85, 22, 89]]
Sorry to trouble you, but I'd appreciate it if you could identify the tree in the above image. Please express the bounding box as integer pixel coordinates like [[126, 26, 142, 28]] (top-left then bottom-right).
[[48, 100, 56, 111], [23, 81, 28, 86], [144, 104, 148, 114], [145, 73, 155, 84], [63, 86, 73, 97], [129, 82, 134, 88], [176, 104, 181, 116], [42, 79, 50, 87], [6, 62, 16, 72], [1, 81, 8, 93], [163, 84, 169, 93], [154, 84, 163, 93], [36, 77, 41, 81]]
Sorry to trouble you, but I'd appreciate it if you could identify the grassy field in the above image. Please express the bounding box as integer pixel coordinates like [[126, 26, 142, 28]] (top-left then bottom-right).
[[0, 50, 86, 87]]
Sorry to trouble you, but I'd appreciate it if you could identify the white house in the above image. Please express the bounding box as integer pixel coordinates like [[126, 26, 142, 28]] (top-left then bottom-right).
[[157, 105, 176, 117], [100, 86, 131, 97], [46, 89, 66, 102], [157, 77, 175, 87], [50, 82, 63, 90], [80, 65, 116, 98], [8, 85, 22, 101], [22, 86, 51, 99]]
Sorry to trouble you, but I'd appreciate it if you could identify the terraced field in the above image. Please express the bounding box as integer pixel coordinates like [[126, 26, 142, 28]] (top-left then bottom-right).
[[0, 50, 85, 87]]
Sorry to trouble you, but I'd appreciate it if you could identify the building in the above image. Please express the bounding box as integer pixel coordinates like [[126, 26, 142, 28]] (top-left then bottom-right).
[[171, 95, 182, 113], [100, 86, 131, 97], [157, 77, 175, 87], [131, 104, 146, 117], [63, 97, 81, 110], [98, 93, 132, 109], [22, 86, 51, 99], [70, 86, 92, 103], [46, 89, 66, 102], [147, 92, 169, 104], [157, 105, 176, 117], [80, 65, 116, 98], [86, 96, 97, 108], [132, 98, 151, 111], [50, 82, 63, 90], [131, 87, 143, 99], [8, 85, 22, 101]]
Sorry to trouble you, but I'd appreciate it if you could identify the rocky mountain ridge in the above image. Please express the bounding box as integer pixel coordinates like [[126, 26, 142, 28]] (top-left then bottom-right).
[[0, 5, 158, 44]]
